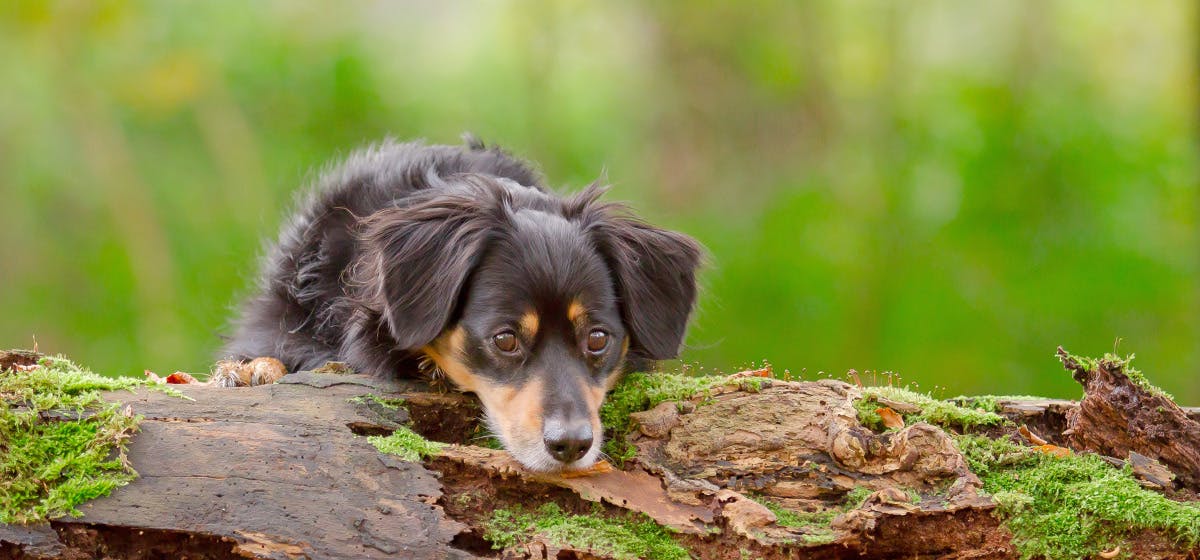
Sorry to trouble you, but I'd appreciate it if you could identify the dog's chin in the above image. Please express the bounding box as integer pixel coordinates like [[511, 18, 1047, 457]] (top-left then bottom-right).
[[496, 433, 603, 473], [508, 443, 601, 473], [484, 413, 605, 473]]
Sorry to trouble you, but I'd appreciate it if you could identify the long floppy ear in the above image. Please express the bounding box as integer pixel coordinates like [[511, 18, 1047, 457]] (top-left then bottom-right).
[[357, 191, 497, 350], [578, 191, 704, 361]]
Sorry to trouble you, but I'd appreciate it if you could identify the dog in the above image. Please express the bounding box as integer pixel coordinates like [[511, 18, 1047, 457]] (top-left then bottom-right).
[[221, 137, 703, 472]]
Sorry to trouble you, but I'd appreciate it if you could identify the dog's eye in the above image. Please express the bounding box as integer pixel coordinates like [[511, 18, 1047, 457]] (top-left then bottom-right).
[[586, 329, 609, 353], [493, 331, 519, 353]]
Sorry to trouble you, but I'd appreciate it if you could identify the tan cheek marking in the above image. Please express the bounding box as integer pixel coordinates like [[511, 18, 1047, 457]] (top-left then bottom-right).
[[567, 300, 586, 325], [482, 378, 544, 444], [583, 379, 607, 434], [603, 370, 624, 392], [423, 327, 479, 392], [600, 338, 631, 391], [520, 311, 540, 339]]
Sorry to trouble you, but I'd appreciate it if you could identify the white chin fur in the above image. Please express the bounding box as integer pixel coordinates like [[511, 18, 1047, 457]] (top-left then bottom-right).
[[487, 415, 603, 473]]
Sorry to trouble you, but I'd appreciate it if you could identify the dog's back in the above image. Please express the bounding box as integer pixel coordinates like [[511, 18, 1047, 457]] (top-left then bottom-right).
[[221, 138, 543, 372]]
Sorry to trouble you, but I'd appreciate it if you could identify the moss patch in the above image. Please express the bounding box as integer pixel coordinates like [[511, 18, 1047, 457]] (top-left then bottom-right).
[[1061, 350, 1174, 401], [468, 423, 504, 450], [951, 394, 1050, 415], [482, 503, 690, 560], [751, 487, 874, 546], [0, 355, 157, 523], [753, 499, 838, 545], [368, 426, 445, 462], [600, 371, 723, 463], [955, 434, 1200, 560], [856, 385, 1007, 432], [347, 393, 406, 411]]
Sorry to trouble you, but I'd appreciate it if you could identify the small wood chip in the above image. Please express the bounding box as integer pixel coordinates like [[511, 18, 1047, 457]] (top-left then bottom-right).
[[558, 460, 614, 478], [1128, 452, 1175, 489], [874, 396, 921, 414], [876, 407, 906, 429]]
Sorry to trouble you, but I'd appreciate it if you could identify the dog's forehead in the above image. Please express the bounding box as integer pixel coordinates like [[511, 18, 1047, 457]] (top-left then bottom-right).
[[466, 209, 614, 312]]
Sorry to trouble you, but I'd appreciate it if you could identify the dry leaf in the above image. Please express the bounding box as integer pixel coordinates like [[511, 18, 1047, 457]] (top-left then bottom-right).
[[876, 407, 906, 429], [728, 365, 772, 379], [166, 372, 199, 384], [1098, 546, 1120, 558], [1018, 425, 1048, 446], [1033, 444, 1071, 458]]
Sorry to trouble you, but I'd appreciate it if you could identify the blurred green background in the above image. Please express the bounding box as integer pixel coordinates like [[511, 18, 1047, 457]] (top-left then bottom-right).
[[1, 1, 1196, 402]]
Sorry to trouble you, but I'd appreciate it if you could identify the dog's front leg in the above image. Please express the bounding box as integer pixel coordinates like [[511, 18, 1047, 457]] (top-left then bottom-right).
[[208, 357, 288, 387]]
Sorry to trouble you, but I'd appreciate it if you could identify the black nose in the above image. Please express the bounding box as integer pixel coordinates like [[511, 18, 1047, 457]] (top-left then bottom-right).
[[543, 426, 593, 463]]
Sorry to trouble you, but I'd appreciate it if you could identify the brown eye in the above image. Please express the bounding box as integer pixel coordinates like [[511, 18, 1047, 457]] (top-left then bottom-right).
[[586, 329, 609, 353], [493, 331, 518, 353]]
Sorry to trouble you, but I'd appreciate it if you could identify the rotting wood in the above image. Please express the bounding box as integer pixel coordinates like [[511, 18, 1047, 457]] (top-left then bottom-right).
[[2, 349, 1199, 560], [1058, 347, 1200, 491], [1, 365, 472, 559]]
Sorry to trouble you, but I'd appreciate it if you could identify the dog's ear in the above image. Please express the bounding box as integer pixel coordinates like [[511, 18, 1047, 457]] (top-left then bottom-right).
[[577, 191, 704, 361], [358, 191, 497, 350]]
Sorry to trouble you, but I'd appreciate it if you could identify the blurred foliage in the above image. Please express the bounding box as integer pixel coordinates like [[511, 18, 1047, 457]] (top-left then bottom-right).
[[0, 1, 1196, 402]]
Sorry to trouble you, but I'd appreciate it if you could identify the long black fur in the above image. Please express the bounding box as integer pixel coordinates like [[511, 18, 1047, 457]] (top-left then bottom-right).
[[221, 137, 703, 378]]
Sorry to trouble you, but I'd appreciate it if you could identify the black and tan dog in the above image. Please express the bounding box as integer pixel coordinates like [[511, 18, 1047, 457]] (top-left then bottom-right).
[[221, 137, 702, 472]]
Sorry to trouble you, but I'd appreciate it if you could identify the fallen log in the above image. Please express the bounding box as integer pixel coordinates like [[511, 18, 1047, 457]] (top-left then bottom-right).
[[1, 349, 1198, 560]]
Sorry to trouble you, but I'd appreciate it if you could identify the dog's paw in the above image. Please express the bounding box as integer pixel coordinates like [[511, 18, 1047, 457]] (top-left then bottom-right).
[[210, 357, 288, 387]]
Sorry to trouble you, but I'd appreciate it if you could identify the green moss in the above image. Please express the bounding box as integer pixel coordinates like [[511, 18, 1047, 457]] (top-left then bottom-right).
[[956, 394, 1047, 414], [0, 355, 160, 523], [757, 498, 838, 529], [954, 434, 1200, 560], [347, 393, 406, 411], [367, 425, 445, 462], [483, 503, 689, 560], [755, 498, 838, 544], [736, 377, 771, 393], [1059, 350, 1173, 401], [856, 386, 1007, 432], [748, 486, 875, 546], [600, 371, 723, 463], [469, 423, 504, 450]]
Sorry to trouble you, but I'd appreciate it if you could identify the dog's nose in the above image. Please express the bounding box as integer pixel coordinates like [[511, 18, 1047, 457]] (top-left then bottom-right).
[[543, 425, 593, 464]]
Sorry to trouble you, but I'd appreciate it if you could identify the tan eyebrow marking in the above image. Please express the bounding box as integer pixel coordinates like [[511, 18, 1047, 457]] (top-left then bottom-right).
[[520, 311, 540, 338], [567, 300, 586, 325]]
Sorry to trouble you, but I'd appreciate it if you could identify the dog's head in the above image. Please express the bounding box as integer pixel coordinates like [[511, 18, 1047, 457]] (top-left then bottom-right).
[[358, 176, 702, 471]]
